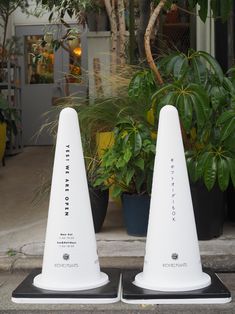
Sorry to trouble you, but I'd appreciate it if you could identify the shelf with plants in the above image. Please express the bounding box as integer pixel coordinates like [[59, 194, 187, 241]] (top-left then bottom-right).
[[0, 59, 22, 155]]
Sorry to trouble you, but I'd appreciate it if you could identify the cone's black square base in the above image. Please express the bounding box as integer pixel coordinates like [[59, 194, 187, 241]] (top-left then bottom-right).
[[122, 268, 231, 304], [12, 268, 121, 304]]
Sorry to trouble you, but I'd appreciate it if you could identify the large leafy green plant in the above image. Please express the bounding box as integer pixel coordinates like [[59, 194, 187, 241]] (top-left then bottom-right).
[[149, 49, 235, 191], [128, 49, 235, 191], [94, 117, 156, 197]]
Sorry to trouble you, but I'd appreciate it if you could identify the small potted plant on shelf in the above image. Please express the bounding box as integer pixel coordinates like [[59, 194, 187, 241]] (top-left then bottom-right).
[[149, 49, 235, 240], [0, 95, 19, 165], [0, 96, 8, 165], [93, 116, 156, 236]]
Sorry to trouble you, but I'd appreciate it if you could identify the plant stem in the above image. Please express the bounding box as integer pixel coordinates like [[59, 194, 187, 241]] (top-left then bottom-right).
[[144, 0, 166, 85]]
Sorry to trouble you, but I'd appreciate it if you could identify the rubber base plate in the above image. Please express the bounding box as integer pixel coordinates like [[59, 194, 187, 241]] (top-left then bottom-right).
[[122, 268, 231, 304], [12, 268, 121, 304]]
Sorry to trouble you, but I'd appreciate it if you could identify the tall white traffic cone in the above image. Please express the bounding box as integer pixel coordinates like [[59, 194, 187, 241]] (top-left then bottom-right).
[[135, 105, 211, 291], [33, 107, 108, 291]]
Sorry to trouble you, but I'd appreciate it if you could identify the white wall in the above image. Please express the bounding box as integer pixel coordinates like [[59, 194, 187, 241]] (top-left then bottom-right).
[[87, 32, 111, 99], [196, 4, 215, 56], [12, 0, 77, 31]]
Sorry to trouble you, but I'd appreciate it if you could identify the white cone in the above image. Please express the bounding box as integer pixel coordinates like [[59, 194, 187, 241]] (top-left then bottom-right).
[[34, 108, 108, 291], [135, 105, 211, 292]]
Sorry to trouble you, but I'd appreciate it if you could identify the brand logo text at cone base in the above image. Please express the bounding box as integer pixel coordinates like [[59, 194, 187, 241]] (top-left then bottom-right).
[[33, 108, 108, 291], [135, 105, 211, 292]]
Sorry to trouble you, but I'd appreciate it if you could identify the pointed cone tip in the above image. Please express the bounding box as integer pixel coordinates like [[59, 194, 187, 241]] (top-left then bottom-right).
[[161, 105, 177, 114], [60, 107, 77, 118]]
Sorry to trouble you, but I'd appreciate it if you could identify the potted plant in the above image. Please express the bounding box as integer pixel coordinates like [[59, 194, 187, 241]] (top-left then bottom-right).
[[78, 94, 151, 155], [0, 96, 8, 165], [149, 49, 235, 239], [83, 139, 109, 233], [94, 116, 156, 236], [0, 95, 19, 165]]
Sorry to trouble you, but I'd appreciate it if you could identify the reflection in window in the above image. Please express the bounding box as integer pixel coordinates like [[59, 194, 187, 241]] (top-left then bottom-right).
[[26, 35, 54, 84], [67, 33, 82, 84]]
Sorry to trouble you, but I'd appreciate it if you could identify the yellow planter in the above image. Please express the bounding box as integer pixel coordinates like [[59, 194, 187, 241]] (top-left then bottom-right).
[[0, 122, 7, 164], [96, 131, 114, 158], [96, 131, 122, 206]]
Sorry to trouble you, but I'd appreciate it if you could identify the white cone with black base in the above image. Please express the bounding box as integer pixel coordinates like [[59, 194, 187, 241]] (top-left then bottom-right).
[[12, 108, 120, 304], [122, 105, 231, 304]]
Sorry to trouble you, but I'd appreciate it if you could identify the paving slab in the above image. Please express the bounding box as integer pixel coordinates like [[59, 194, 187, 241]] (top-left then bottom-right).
[[0, 270, 234, 313]]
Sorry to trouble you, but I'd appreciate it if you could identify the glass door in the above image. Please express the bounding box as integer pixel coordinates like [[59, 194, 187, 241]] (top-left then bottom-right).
[[15, 24, 87, 145]]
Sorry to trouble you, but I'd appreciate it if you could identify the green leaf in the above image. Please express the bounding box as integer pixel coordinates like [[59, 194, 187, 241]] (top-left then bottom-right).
[[111, 185, 123, 198], [151, 84, 173, 102], [173, 56, 188, 79], [134, 131, 142, 155], [220, 117, 235, 141], [166, 55, 181, 75], [191, 57, 207, 83], [210, 85, 226, 110], [197, 51, 224, 82], [204, 154, 217, 190], [123, 149, 132, 162], [134, 158, 145, 170], [178, 94, 193, 131], [196, 152, 211, 179], [223, 77, 234, 93], [135, 172, 145, 194], [125, 169, 135, 186], [217, 158, 230, 191], [94, 176, 108, 187], [224, 132, 235, 153], [116, 156, 127, 168], [227, 157, 235, 187], [190, 83, 210, 116], [217, 110, 235, 125], [198, 0, 208, 22], [189, 93, 206, 129], [187, 157, 197, 182]]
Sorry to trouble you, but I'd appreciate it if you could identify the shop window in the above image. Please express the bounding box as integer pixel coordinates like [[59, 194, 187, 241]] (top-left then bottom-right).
[[25, 35, 54, 84], [66, 33, 82, 84]]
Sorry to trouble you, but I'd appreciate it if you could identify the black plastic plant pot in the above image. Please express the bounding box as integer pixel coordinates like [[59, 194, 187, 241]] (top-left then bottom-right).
[[89, 187, 109, 233], [226, 181, 235, 221], [190, 181, 225, 240], [121, 193, 150, 237]]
